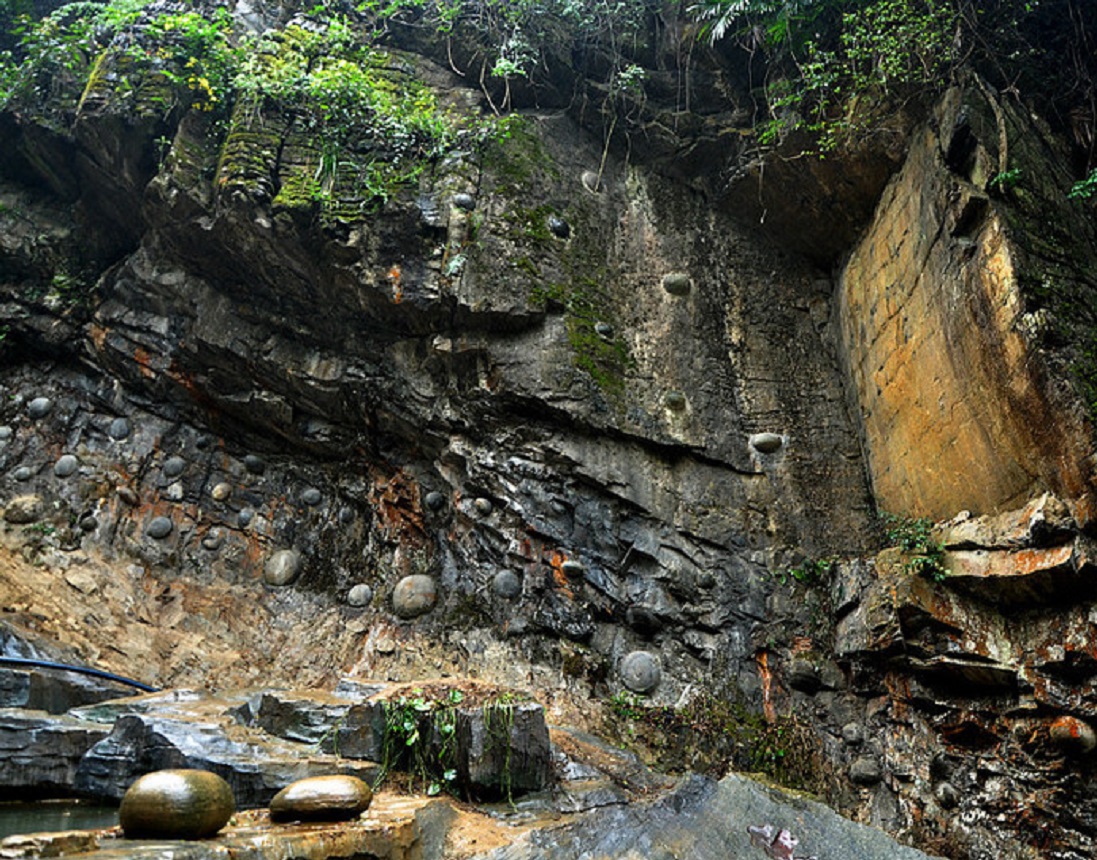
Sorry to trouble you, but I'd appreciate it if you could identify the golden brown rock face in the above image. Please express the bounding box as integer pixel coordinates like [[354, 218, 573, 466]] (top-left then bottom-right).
[[838, 88, 1097, 523], [119, 769, 235, 839]]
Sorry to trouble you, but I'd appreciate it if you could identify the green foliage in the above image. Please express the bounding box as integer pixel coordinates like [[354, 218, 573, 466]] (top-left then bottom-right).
[[777, 556, 837, 587], [880, 511, 948, 583], [989, 166, 1023, 192], [377, 689, 464, 796], [605, 690, 833, 794], [1069, 167, 1097, 200]]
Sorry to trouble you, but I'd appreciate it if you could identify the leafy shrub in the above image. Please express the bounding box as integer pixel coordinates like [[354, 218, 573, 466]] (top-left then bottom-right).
[[880, 511, 948, 582]]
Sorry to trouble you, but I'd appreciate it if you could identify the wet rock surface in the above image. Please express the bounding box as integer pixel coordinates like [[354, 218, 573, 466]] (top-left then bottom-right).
[[269, 775, 372, 823]]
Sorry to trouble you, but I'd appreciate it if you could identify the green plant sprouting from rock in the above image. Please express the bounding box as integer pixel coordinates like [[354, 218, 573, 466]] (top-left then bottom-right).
[[880, 511, 948, 583]]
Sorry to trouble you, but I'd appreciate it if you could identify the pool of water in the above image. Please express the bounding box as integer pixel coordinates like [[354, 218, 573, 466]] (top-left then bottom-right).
[[0, 801, 117, 838]]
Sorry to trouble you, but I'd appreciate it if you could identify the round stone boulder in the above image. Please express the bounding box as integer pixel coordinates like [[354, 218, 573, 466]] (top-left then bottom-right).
[[12, 466, 33, 482], [163, 457, 186, 479], [26, 397, 52, 420], [347, 583, 373, 607], [548, 214, 570, 239], [210, 482, 232, 502], [662, 272, 692, 296], [392, 574, 437, 619], [4, 495, 44, 525], [1050, 715, 1097, 755], [663, 391, 687, 411], [264, 549, 302, 586], [581, 170, 602, 193], [749, 432, 784, 454], [0, 425, 12, 442], [145, 516, 174, 539], [119, 769, 235, 840], [620, 650, 661, 694], [424, 491, 446, 511], [492, 570, 522, 599], [108, 417, 131, 440], [243, 454, 266, 475], [473, 497, 493, 516], [300, 487, 322, 506], [53, 455, 79, 478], [269, 775, 372, 824], [452, 192, 476, 211]]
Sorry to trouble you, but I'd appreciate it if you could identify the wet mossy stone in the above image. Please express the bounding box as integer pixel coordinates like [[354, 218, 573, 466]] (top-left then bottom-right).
[[392, 574, 437, 619], [264, 549, 302, 587], [453, 192, 476, 211], [54, 455, 79, 478], [548, 214, 571, 239], [13, 466, 33, 482], [749, 433, 784, 454], [27, 397, 52, 420], [120, 769, 235, 840], [425, 491, 446, 511], [347, 583, 373, 607], [269, 775, 372, 823], [146, 516, 174, 539], [662, 273, 692, 296], [244, 455, 266, 475], [300, 487, 322, 506], [163, 457, 186, 479], [620, 650, 661, 694], [108, 417, 131, 440], [492, 570, 522, 599]]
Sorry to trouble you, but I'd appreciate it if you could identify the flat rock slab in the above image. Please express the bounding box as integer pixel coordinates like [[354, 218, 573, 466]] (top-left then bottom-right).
[[0, 709, 110, 799], [475, 772, 942, 860]]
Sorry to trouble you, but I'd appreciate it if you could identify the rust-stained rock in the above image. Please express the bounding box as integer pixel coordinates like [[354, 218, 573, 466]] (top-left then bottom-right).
[[1049, 715, 1097, 756], [269, 774, 372, 823], [945, 537, 1097, 605]]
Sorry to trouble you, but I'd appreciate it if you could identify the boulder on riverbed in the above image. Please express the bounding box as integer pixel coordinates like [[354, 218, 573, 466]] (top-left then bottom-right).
[[119, 769, 235, 839]]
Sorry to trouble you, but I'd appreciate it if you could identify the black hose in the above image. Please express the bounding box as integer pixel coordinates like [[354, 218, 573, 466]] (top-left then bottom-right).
[[0, 656, 159, 693]]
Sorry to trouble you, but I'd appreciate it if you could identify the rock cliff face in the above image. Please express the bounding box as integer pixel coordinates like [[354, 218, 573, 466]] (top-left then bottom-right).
[[3, 3, 1097, 858]]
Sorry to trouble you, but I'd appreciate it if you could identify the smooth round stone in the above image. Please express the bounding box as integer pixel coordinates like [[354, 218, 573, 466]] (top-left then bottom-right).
[[4, 495, 44, 525], [1050, 715, 1097, 755], [78, 514, 98, 532], [749, 432, 784, 454], [300, 487, 322, 506], [347, 584, 373, 607], [53, 455, 79, 478], [195, 435, 211, 450], [238, 508, 255, 527], [620, 650, 661, 694], [146, 516, 174, 539], [662, 272, 692, 296], [392, 574, 437, 619], [849, 756, 883, 786], [13, 466, 34, 482], [120, 769, 235, 840], [664, 391, 687, 411], [935, 781, 961, 809], [338, 506, 355, 524], [26, 397, 52, 419], [452, 192, 476, 211], [108, 417, 131, 440], [581, 170, 602, 192], [548, 214, 570, 239], [163, 457, 186, 479], [210, 482, 232, 502], [269, 775, 372, 823], [118, 485, 139, 506], [841, 723, 864, 745], [202, 528, 225, 551], [593, 321, 614, 339], [473, 497, 493, 516], [424, 491, 446, 511], [264, 549, 302, 586], [0, 425, 12, 441], [243, 454, 265, 475], [492, 570, 522, 599], [561, 560, 585, 578]]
